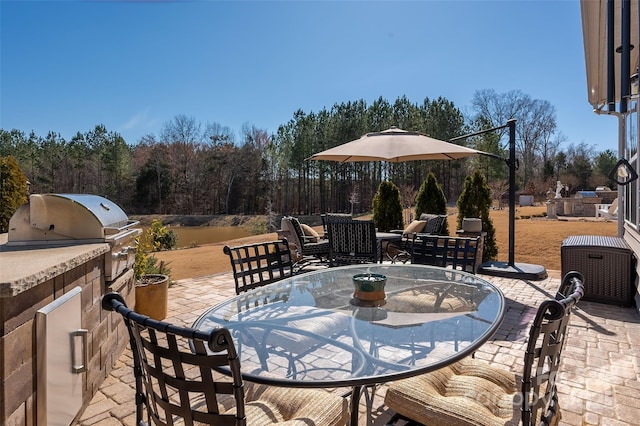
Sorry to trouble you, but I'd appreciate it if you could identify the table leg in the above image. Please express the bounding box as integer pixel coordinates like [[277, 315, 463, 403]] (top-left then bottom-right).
[[350, 385, 362, 426], [350, 384, 379, 425]]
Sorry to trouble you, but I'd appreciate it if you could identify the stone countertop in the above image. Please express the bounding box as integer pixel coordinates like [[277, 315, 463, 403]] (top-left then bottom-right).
[[0, 233, 109, 298]]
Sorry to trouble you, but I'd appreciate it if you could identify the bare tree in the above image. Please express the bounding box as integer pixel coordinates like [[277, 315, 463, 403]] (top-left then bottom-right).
[[471, 89, 560, 190]]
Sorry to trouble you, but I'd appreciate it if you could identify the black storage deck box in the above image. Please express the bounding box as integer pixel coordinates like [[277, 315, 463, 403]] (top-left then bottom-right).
[[561, 235, 635, 306]]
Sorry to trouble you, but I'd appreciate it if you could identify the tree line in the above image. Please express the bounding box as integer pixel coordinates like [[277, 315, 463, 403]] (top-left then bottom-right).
[[0, 91, 619, 221]]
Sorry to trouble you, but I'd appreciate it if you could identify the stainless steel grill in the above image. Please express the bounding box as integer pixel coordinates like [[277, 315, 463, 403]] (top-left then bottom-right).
[[7, 193, 141, 281]]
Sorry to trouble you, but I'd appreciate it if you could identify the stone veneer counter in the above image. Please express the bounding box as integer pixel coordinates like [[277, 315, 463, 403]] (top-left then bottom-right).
[[0, 233, 110, 298]]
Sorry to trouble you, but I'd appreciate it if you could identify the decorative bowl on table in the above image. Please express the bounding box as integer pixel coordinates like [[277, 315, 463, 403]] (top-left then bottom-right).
[[352, 273, 387, 302]]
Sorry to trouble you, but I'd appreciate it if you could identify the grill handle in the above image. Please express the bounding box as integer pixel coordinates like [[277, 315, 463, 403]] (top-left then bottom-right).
[[104, 220, 141, 235]]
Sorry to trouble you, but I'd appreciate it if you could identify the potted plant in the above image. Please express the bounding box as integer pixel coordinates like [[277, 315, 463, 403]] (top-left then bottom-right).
[[134, 220, 173, 320]]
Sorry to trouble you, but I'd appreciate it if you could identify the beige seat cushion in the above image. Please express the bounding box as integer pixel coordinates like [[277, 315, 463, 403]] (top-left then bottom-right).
[[385, 358, 520, 426], [214, 384, 348, 425], [242, 385, 348, 425], [300, 223, 320, 242]]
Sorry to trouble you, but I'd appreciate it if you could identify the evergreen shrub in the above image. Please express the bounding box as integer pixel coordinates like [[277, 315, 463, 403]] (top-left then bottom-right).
[[415, 171, 449, 235], [372, 181, 403, 232], [456, 169, 497, 261]]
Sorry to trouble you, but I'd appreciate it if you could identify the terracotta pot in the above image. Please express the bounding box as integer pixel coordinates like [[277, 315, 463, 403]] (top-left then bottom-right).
[[135, 274, 169, 320]]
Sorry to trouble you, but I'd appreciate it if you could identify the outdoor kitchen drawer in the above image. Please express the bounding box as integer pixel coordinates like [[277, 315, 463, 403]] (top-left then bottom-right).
[[561, 235, 635, 306]]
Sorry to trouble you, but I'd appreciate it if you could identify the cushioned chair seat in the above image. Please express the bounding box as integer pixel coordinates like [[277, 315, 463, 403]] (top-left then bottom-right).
[[235, 386, 348, 425], [384, 358, 520, 426]]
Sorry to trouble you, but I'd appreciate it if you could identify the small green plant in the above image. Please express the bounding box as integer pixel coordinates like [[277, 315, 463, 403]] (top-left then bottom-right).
[[134, 219, 174, 281], [372, 181, 403, 232], [147, 219, 177, 251]]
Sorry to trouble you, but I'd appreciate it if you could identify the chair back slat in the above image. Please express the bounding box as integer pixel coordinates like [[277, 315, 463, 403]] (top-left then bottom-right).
[[327, 220, 377, 266], [102, 293, 246, 426], [224, 239, 293, 294], [521, 272, 584, 425]]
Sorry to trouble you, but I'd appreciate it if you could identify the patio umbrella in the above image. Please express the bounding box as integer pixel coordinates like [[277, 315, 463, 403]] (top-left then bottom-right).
[[307, 127, 483, 163], [309, 123, 547, 280]]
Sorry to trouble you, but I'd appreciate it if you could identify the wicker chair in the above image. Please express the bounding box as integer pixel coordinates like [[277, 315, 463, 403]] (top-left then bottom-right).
[[102, 292, 349, 426], [327, 220, 378, 266], [280, 216, 330, 267], [384, 271, 585, 426], [224, 239, 293, 294]]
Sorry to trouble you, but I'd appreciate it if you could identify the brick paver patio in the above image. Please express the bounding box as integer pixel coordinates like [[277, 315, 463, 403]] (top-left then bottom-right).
[[77, 269, 640, 425]]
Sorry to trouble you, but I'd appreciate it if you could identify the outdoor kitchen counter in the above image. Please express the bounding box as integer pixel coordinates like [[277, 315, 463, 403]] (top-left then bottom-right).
[[0, 233, 110, 297]]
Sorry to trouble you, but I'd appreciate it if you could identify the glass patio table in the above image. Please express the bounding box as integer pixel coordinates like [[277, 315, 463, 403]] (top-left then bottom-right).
[[192, 264, 505, 425]]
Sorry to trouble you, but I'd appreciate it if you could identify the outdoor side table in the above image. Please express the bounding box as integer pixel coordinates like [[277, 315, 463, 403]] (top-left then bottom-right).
[[561, 235, 635, 306]]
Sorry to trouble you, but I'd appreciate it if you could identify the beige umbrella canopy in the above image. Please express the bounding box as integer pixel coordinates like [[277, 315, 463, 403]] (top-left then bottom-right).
[[308, 127, 481, 163]]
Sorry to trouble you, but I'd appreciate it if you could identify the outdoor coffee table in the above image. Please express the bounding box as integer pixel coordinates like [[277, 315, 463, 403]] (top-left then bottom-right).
[[192, 264, 505, 425]]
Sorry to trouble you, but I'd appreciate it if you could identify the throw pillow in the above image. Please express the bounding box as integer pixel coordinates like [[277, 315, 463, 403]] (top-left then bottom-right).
[[403, 220, 426, 236], [300, 223, 320, 243]]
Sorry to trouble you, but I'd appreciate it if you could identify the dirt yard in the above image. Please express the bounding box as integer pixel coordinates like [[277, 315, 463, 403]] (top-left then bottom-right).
[[154, 206, 618, 280]]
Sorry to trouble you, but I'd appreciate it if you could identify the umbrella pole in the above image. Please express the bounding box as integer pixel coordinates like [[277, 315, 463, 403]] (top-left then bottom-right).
[[508, 119, 516, 267], [452, 120, 547, 280]]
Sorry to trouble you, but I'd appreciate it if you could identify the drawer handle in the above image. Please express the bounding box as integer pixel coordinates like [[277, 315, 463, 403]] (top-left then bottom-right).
[[71, 329, 88, 373], [588, 254, 603, 259]]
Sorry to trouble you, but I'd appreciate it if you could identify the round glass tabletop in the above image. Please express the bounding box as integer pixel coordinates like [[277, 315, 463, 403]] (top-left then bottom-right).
[[193, 263, 505, 388]]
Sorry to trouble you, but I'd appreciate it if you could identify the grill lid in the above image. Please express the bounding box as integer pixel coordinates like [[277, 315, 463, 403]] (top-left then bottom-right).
[[8, 193, 137, 244]]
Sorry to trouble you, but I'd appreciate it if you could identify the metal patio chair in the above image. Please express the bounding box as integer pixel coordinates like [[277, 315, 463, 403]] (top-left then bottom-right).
[[410, 234, 482, 273], [102, 292, 349, 426], [384, 271, 584, 426], [223, 239, 293, 294]]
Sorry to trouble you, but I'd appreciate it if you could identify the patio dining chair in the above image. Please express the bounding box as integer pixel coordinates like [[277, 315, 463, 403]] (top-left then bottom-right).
[[102, 292, 349, 426], [384, 270, 584, 426], [224, 239, 293, 294], [410, 234, 482, 273]]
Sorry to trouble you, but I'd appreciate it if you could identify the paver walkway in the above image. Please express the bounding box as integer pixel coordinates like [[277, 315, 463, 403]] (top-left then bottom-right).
[[77, 269, 640, 425]]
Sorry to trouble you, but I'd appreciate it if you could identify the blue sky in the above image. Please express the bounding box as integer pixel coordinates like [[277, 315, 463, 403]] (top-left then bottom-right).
[[0, 0, 620, 153]]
